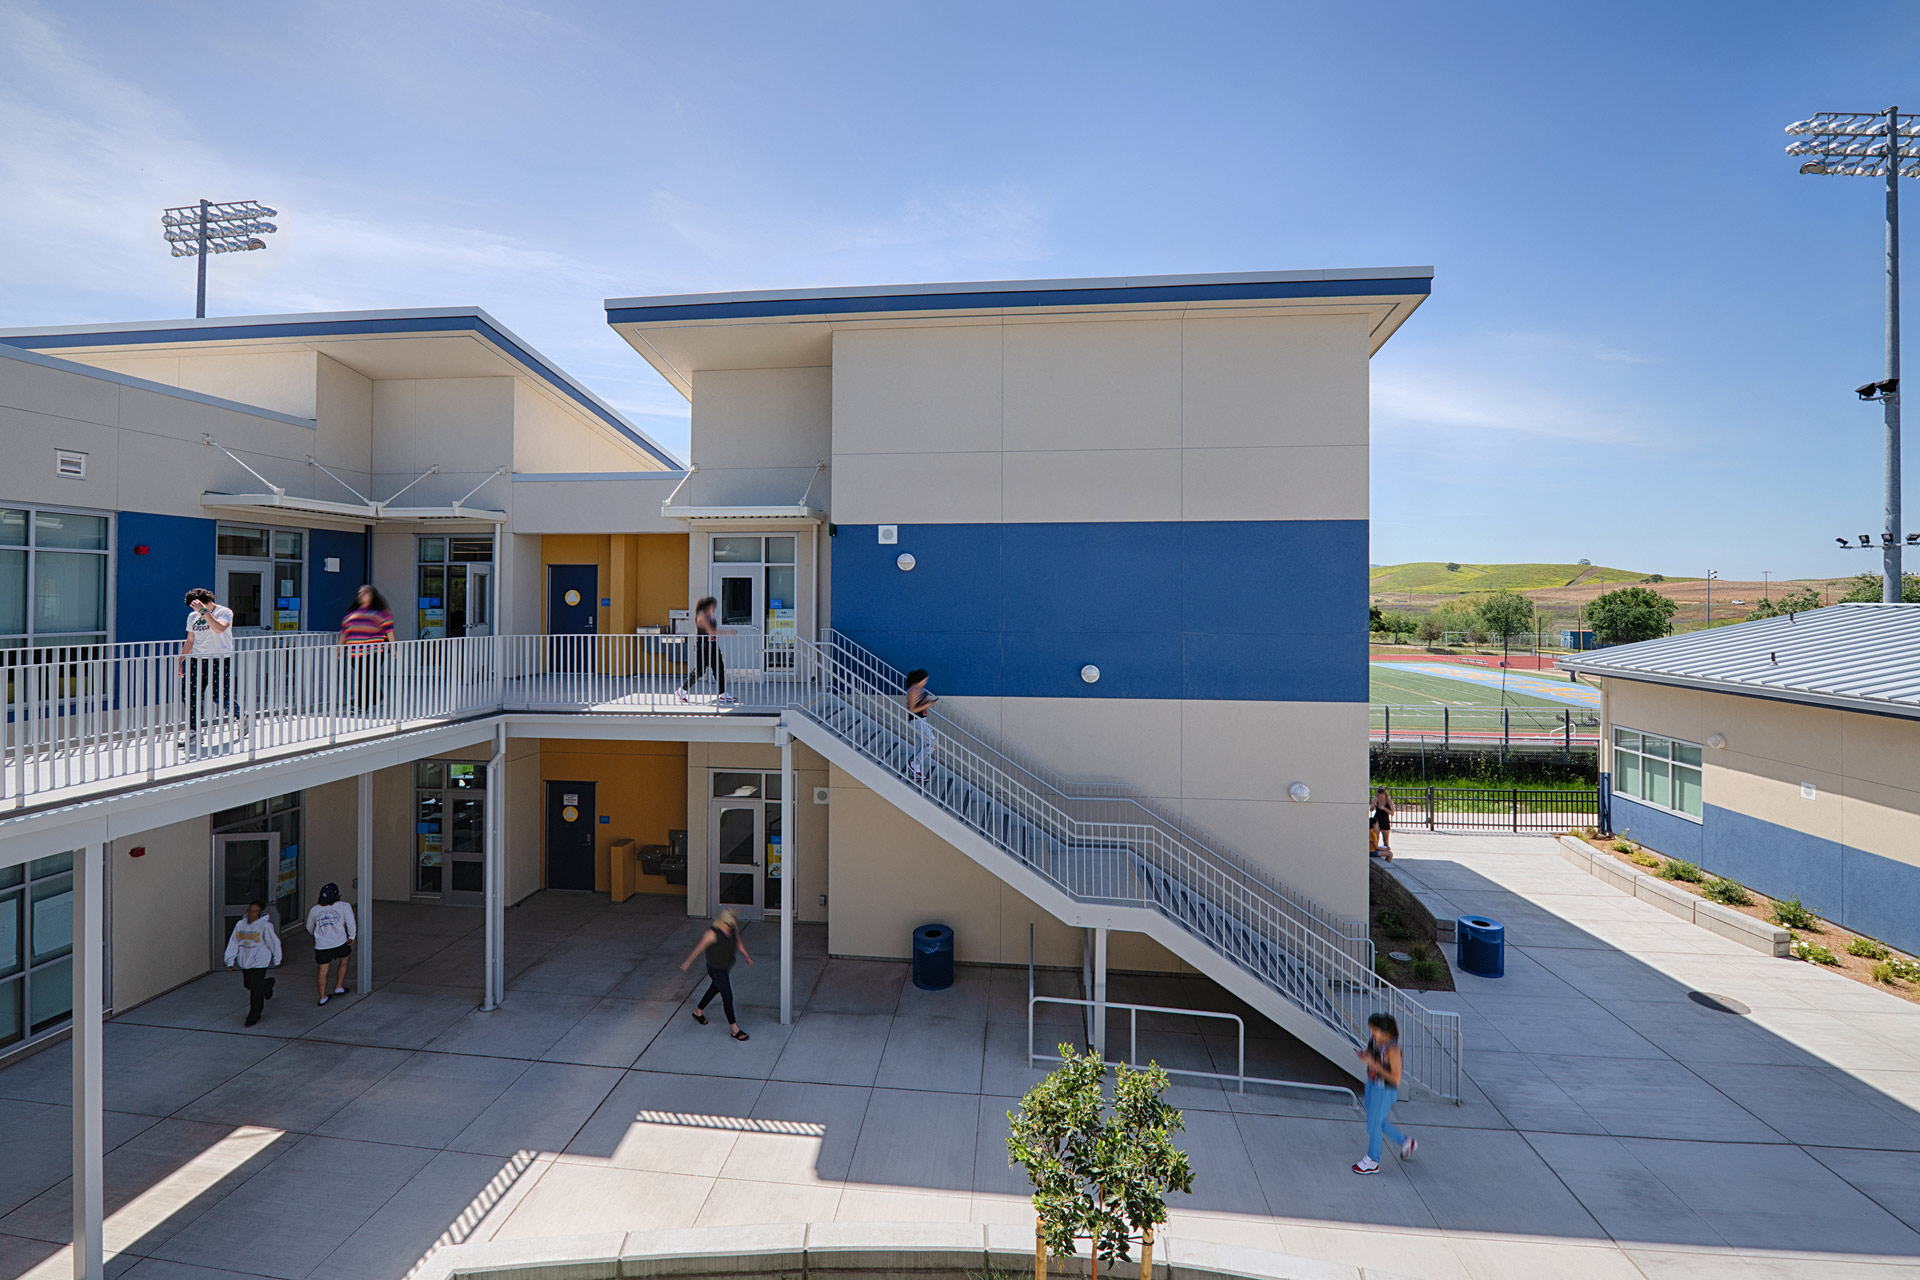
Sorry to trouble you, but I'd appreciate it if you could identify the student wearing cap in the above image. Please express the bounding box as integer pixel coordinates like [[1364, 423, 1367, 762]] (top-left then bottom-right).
[[306, 882, 358, 1005], [223, 900, 282, 1027]]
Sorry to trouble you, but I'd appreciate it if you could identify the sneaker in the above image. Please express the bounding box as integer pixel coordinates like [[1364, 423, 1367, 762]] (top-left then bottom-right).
[[333, 987, 347, 996], [717, 693, 736, 706], [1399, 1136, 1416, 1161], [318, 995, 329, 1007], [244, 1014, 261, 1027], [1352, 1157, 1380, 1174], [676, 690, 690, 704]]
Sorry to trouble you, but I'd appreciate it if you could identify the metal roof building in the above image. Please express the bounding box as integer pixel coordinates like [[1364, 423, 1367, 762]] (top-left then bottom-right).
[[1558, 603, 1920, 720]]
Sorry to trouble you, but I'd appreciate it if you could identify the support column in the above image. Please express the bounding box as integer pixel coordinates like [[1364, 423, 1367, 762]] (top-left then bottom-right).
[[356, 772, 373, 998], [482, 725, 507, 1011], [779, 726, 795, 1026], [1092, 926, 1109, 1059], [73, 841, 105, 1280]]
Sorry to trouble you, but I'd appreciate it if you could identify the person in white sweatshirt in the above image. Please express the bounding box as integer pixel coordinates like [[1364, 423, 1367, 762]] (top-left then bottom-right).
[[224, 900, 282, 1027], [306, 882, 357, 1005]]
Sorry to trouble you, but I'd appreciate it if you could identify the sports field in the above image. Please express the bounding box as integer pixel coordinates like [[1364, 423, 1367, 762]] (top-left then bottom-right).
[[1371, 662, 1577, 710], [1369, 659, 1600, 738]]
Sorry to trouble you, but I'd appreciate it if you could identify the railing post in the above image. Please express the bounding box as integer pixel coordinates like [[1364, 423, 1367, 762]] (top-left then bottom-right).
[[1427, 786, 1434, 831], [1512, 787, 1519, 833]]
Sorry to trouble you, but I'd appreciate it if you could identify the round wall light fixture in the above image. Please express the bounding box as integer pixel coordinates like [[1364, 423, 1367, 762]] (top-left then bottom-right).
[[1288, 782, 1311, 802], [896, 553, 916, 571], [1080, 664, 1100, 684], [1707, 733, 1727, 749]]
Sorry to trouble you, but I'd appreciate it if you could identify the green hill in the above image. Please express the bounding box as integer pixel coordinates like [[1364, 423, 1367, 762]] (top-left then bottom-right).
[[1369, 562, 1678, 596]]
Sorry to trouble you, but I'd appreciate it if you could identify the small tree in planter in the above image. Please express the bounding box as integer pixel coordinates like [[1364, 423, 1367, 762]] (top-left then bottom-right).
[[1007, 1044, 1194, 1279]]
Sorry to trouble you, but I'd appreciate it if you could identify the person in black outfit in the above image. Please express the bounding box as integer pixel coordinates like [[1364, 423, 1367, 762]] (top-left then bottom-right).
[[680, 908, 753, 1040], [676, 596, 736, 707]]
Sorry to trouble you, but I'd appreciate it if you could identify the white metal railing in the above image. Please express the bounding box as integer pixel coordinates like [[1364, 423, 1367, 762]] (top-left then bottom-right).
[[1027, 994, 1358, 1106], [791, 631, 1462, 1101], [0, 627, 1462, 1099]]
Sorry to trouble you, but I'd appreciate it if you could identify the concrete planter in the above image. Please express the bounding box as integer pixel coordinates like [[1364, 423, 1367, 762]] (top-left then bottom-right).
[[1556, 836, 1792, 957]]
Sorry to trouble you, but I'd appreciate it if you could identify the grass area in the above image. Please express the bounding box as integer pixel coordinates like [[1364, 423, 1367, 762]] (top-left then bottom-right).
[[1372, 773, 1597, 793], [1369, 561, 1675, 595], [1369, 664, 1578, 711]]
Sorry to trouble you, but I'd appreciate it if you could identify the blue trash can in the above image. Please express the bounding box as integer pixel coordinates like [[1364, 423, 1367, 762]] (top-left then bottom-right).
[[1456, 916, 1505, 978], [912, 923, 955, 990]]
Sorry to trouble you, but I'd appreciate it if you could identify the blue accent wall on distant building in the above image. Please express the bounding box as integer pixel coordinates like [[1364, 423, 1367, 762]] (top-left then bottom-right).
[[1614, 793, 1920, 955], [308, 528, 368, 634], [830, 520, 1368, 701], [116, 512, 215, 644]]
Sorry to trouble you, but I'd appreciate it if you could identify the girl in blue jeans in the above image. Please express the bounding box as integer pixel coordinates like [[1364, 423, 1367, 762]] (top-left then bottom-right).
[[1353, 1012, 1416, 1173]]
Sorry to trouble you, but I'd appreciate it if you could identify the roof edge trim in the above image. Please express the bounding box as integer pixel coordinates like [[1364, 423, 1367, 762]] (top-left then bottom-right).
[[0, 342, 316, 429]]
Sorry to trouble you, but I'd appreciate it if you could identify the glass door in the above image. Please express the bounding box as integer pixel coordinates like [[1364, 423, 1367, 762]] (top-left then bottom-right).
[[212, 832, 282, 963], [709, 799, 763, 920], [710, 567, 761, 648], [217, 562, 267, 633], [466, 564, 494, 637]]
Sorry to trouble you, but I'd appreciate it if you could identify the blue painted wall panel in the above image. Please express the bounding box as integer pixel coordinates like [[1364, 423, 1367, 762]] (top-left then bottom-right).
[[1840, 847, 1920, 958], [115, 512, 215, 644], [1702, 804, 1845, 922], [831, 520, 1366, 700], [308, 528, 369, 634], [1609, 794, 1703, 862]]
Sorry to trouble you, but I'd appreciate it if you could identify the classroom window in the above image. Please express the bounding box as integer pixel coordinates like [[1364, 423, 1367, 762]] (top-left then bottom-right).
[[0, 849, 78, 1050], [0, 506, 111, 651], [1612, 727, 1702, 819], [417, 536, 494, 638]]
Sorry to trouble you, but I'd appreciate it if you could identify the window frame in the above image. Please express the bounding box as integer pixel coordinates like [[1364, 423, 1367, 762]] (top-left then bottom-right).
[[1611, 725, 1704, 821], [0, 503, 114, 651], [0, 849, 80, 1052]]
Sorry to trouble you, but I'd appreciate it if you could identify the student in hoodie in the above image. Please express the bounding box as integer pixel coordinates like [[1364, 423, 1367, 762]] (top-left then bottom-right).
[[224, 900, 282, 1027], [306, 882, 357, 1006]]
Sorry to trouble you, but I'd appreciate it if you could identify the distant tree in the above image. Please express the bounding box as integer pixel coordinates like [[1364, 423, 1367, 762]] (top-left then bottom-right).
[[1577, 558, 1592, 566], [1370, 604, 1385, 633], [1380, 611, 1418, 643], [1648, 574, 1665, 584], [1747, 585, 1826, 620], [1587, 586, 1679, 645], [1474, 590, 1535, 641], [1444, 562, 1461, 572], [1839, 572, 1920, 603], [1416, 615, 1445, 647]]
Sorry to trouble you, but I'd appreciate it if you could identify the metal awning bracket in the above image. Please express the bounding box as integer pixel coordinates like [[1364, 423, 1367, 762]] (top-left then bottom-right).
[[304, 456, 372, 506], [203, 434, 284, 497], [375, 465, 441, 515]]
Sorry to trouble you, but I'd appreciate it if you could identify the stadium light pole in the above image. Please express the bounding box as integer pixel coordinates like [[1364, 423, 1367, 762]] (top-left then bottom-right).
[[161, 199, 279, 319], [1787, 108, 1917, 603]]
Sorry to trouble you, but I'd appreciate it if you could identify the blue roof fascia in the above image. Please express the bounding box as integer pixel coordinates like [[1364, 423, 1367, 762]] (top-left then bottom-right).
[[606, 276, 1432, 326], [0, 313, 681, 469]]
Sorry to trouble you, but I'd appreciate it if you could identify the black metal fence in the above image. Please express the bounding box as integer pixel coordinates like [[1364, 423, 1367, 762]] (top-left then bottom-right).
[[1382, 786, 1601, 833]]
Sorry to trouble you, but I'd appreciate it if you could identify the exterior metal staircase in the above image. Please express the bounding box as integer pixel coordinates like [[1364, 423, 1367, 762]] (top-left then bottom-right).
[[785, 632, 1462, 1100]]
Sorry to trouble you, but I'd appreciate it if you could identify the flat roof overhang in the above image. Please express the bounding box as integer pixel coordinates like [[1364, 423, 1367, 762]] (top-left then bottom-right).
[[0, 309, 682, 468], [606, 267, 1433, 399], [202, 492, 508, 525]]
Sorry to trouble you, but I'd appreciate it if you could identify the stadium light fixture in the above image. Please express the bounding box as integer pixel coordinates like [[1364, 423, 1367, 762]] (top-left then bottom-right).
[[1787, 107, 1919, 602], [161, 199, 279, 319]]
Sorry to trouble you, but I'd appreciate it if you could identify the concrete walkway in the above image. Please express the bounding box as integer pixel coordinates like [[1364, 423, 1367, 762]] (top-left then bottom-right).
[[3, 835, 1920, 1278]]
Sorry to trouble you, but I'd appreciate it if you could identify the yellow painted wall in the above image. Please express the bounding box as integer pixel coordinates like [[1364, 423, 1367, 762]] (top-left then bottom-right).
[[539, 738, 690, 897], [541, 533, 690, 634]]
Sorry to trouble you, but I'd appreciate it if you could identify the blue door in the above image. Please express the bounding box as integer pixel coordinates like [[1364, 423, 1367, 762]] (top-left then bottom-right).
[[548, 564, 598, 671]]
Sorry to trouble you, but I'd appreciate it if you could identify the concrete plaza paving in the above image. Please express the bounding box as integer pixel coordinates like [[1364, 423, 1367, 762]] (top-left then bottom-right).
[[4, 833, 1920, 1278]]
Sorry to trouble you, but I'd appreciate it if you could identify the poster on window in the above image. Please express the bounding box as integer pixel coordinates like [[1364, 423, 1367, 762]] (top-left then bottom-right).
[[766, 833, 782, 880], [275, 598, 302, 632], [767, 606, 795, 641], [276, 844, 300, 900]]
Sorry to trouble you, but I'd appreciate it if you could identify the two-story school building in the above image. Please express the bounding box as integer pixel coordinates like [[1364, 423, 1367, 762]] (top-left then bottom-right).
[[0, 270, 1454, 1275], [1562, 604, 1920, 953]]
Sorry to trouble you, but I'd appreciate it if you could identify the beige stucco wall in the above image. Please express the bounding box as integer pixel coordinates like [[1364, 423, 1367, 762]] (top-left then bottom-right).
[[1603, 677, 1920, 866], [512, 379, 666, 476], [688, 367, 831, 508], [110, 817, 214, 1010], [824, 764, 1193, 972]]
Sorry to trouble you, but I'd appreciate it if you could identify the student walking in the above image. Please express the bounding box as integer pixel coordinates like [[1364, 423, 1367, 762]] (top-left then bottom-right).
[[676, 596, 735, 707], [1371, 788, 1396, 861], [179, 587, 238, 754], [224, 900, 282, 1027], [1352, 1012, 1416, 1174], [680, 908, 753, 1040], [905, 668, 938, 780], [306, 883, 357, 1005], [340, 585, 395, 711]]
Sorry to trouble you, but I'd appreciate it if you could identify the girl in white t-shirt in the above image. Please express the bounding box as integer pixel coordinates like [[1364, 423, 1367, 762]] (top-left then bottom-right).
[[179, 587, 238, 751]]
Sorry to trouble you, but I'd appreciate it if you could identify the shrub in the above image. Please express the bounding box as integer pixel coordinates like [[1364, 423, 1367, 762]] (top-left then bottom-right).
[[1630, 853, 1661, 870], [1376, 909, 1414, 940], [1701, 878, 1753, 906], [1888, 958, 1920, 983], [1374, 953, 1394, 979], [1771, 897, 1819, 930], [1410, 955, 1446, 985], [1659, 859, 1704, 883], [1794, 941, 1839, 966], [1849, 937, 1891, 961], [1873, 962, 1899, 985], [1611, 841, 1635, 855]]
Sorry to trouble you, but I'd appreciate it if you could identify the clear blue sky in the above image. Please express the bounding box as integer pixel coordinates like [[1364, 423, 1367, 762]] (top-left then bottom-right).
[[2, 1, 1914, 579]]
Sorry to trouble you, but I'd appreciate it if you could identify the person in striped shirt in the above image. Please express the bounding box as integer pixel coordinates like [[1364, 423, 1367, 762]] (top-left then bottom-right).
[[340, 585, 394, 710]]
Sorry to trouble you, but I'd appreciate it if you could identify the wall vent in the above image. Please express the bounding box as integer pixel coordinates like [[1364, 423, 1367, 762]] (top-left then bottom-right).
[[55, 449, 87, 479]]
